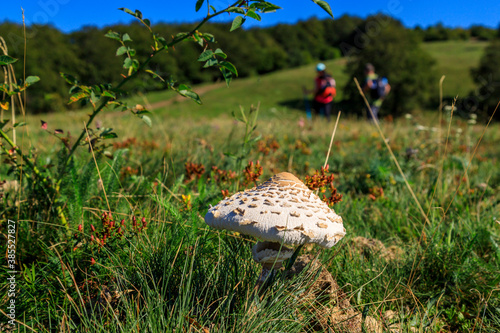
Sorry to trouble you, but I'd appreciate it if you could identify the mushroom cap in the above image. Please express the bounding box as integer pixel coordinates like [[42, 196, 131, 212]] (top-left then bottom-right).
[[204, 172, 346, 248]]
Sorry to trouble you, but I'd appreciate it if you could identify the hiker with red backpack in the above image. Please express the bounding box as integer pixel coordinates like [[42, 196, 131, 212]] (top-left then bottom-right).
[[363, 63, 390, 122], [303, 63, 336, 122]]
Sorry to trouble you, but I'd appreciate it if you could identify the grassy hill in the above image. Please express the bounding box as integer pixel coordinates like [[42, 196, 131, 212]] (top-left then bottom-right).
[[21, 39, 490, 154], [422, 40, 488, 97], [127, 39, 488, 120]]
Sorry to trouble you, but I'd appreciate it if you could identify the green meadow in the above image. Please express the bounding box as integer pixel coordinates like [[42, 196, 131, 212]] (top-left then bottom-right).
[[1, 38, 499, 332]]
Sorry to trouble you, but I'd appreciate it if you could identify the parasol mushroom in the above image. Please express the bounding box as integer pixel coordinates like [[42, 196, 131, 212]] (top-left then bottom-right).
[[204, 172, 346, 291]]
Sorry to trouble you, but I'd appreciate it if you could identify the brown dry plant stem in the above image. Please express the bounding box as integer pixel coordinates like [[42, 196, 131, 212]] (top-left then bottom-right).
[[353, 78, 430, 225], [426, 78, 452, 218], [323, 111, 341, 169]]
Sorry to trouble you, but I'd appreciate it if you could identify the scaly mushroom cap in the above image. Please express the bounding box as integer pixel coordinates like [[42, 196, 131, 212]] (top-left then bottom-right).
[[204, 172, 346, 248]]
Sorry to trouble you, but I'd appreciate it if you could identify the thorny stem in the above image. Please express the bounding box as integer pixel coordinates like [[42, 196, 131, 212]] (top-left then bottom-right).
[[1, 1, 247, 228], [57, 0, 244, 183]]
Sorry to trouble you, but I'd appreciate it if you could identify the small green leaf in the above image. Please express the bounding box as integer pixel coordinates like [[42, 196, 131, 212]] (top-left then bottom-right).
[[123, 58, 133, 69], [60, 73, 78, 85], [230, 16, 245, 32], [220, 67, 233, 87], [25, 76, 40, 85], [202, 33, 215, 43], [143, 19, 151, 27], [0, 55, 18, 65], [312, 0, 333, 18], [135, 10, 143, 19], [210, 5, 216, 13], [131, 59, 140, 70], [246, 10, 261, 21], [198, 50, 214, 62], [90, 91, 98, 104], [118, 7, 135, 16], [116, 46, 128, 56], [141, 115, 152, 127], [13, 122, 27, 128], [195, 0, 204, 12], [174, 32, 189, 41], [203, 58, 218, 68], [104, 30, 121, 41], [122, 33, 132, 42], [220, 61, 238, 75], [156, 36, 168, 49], [227, 7, 245, 14], [69, 92, 88, 104], [214, 48, 227, 58], [178, 89, 202, 105], [252, 2, 281, 12], [101, 132, 118, 139], [102, 91, 116, 99]]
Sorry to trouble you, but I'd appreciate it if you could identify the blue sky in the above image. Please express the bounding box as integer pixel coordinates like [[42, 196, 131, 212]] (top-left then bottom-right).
[[2, 0, 500, 32]]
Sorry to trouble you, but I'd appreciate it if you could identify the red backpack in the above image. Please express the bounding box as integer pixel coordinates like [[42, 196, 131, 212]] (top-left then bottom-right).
[[315, 75, 336, 101]]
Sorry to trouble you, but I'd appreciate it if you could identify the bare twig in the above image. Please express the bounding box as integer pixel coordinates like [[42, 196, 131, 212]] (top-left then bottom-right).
[[323, 111, 341, 168], [354, 78, 430, 225]]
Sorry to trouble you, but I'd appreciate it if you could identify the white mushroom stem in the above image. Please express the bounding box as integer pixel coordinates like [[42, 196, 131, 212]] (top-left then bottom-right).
[[252, 241, 294, 294], [255, 264, 275, 293]]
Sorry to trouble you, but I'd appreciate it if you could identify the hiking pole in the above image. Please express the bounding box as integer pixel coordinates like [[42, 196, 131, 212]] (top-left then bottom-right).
[[302, 87, 312, 121]]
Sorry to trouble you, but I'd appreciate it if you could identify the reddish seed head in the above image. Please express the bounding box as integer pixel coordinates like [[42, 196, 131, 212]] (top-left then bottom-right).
[[91, 224, 96, 232], [110, 221, 115, 228], [121, 219, 125, 226], [117, 227, 122, 234], [91, 258, 96, 265], [141, 217, 146, 227], [78, 224, 83, 232], [133, 216, 137, 228], [91, 235, 94, 242]]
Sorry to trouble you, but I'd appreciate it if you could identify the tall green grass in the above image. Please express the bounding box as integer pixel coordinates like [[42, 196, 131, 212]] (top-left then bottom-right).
[[3, 103, 499, 331]]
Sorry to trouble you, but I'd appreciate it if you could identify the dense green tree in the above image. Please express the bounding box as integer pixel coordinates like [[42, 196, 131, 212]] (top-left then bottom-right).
[[471, 38, 500, 119], [342, 15, 436, 117], [0, 22, 84, 112], [423, 23, 450, 41], [470, 25, 497, 40]]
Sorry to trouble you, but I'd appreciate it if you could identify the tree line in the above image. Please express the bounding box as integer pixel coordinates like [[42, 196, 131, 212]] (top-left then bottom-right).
[[0, 14, 499, 117]]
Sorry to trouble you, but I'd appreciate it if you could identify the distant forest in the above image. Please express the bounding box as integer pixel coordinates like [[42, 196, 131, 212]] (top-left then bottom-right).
[[1, 15, 499, 113]]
